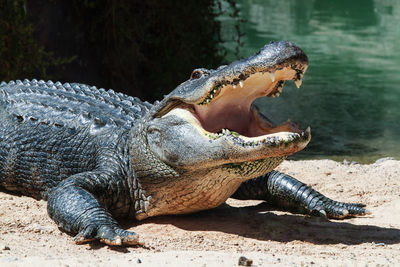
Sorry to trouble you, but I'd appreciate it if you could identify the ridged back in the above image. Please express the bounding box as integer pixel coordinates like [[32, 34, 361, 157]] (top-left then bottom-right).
[[0, 79, 153, 131]]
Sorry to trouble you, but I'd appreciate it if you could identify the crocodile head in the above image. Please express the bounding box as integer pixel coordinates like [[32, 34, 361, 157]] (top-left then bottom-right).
[[131, 41, 310, 216], [145, 40, 309, 168]]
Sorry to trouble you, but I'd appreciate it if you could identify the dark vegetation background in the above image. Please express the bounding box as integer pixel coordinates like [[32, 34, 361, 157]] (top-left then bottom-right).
[[0, 0, 241, 101], [1, 0, 398, 161]]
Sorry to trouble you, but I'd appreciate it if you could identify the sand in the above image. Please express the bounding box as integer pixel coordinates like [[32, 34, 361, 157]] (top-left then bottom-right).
[[0, 158, 399, 266]]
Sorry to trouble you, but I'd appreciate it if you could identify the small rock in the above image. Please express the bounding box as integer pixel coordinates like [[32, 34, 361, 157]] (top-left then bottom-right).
[[238, 256, 253, 266], [137, 258, 142, 264], [2, 245, 10, 250], [30, 223, 45, 233]]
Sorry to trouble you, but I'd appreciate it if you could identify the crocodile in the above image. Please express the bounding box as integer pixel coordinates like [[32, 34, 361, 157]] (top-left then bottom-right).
[[0, 41, 368, 246]]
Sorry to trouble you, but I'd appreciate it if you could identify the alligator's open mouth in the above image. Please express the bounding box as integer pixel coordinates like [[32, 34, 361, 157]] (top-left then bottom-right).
[[196, 67, 308, 134], [155, 42, 311, 156]]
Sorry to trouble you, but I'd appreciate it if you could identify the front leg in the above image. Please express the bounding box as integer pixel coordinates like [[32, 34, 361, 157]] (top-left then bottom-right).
[[231, 170, 369, 219], [47, 171, 141, 246]]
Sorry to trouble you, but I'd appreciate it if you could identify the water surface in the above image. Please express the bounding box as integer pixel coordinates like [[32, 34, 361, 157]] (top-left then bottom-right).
[[220, 0, 400, 163]]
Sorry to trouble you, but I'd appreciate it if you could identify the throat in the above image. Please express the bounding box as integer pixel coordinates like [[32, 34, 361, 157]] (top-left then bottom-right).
[[141, 156, 286, 218], [195, 104, 254, 136], [142, 168, 244, 217]]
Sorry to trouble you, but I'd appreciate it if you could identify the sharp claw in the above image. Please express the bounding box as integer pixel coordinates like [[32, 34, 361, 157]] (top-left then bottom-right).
[[121, 233, 143, 245], [137, 237, 145, 245], [115, 229, 143, 246], [344, 202, 370, 216], [122, 236, 144, 246], [74, 225, 97, 244], [319, 210, 327, 218], [74, 226, 142, 246], [328, 208, 349, 219], [310, 208, 327, 218], [101, 235, 122, 246], [115, 236, 122, 246], [74, 234, 85, 244], [74, 234, 95, 245], [342, 209, 349, 217]]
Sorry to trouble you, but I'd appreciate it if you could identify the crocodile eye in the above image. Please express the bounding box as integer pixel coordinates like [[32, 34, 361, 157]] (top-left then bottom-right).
[[190, 70, 203, 80], [190, 69, 210, 80]]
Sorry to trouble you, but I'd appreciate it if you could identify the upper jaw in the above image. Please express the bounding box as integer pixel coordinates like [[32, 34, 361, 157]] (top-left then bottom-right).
[[155, 41, 308, 108]]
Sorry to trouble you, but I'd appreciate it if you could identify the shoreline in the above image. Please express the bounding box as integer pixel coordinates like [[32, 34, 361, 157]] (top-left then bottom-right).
[[1, 159, 399, 266], [290, 155, 398, 165]]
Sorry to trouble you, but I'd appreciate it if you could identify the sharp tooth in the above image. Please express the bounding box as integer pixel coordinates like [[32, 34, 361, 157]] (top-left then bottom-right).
[[294, 79, 302, 88], [276, 80, 285, 92], [269, 72, 275, 82], [232, 84, 236, 89], [239, 81, 243, 88]]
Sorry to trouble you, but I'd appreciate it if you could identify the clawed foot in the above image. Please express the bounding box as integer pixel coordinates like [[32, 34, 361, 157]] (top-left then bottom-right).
[[74, 225, 143, 246], [309, 200, 371, 219]]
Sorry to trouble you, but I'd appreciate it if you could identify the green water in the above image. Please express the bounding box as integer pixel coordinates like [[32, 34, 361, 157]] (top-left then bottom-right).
[[220, 0, 400, 163]]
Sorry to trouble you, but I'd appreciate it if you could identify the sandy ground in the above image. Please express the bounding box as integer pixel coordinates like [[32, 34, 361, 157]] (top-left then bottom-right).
[[0, 158, 399, 266]]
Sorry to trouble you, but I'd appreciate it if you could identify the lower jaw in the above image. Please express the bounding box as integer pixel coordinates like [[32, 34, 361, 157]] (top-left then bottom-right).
[[223, 156, 287, 176], [200, 110, 310, 146]]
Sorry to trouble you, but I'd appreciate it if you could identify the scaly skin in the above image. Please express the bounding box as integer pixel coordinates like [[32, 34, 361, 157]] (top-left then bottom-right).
[[0, 41, 369, 246], [232, 171, 368, 219]]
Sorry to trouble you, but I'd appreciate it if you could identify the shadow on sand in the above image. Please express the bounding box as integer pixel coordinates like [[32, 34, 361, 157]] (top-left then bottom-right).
[[129, 202, 400, 246]]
